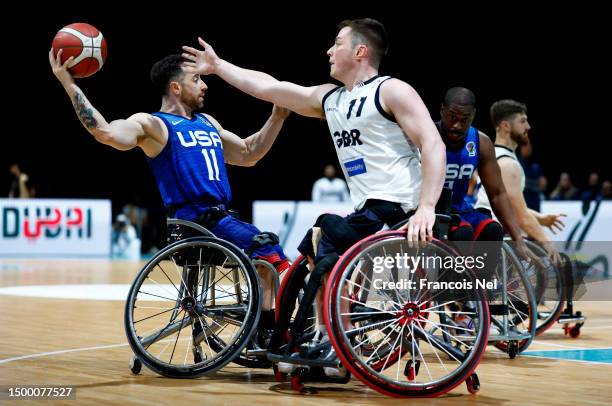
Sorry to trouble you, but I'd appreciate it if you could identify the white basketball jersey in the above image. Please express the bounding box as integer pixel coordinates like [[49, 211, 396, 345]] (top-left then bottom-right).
[[474, 145, 525, 213], [323, 76, 422, 211]]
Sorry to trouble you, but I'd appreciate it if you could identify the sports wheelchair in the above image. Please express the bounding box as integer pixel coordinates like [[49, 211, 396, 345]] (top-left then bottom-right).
[[266, 213, 493, 397], [515, 240, 586, 338], [125, 217, 281, 377], [124, 209, 538, 397]]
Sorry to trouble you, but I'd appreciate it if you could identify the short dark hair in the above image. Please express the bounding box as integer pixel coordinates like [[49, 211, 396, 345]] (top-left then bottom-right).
[[490, 99, 527, 128], [443, 87, 476, 109], [338, 18, 388, 68], [150, 55, 189, 96]]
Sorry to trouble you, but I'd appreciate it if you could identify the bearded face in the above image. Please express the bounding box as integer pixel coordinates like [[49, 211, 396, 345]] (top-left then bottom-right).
[[508, 113, 531, 146]]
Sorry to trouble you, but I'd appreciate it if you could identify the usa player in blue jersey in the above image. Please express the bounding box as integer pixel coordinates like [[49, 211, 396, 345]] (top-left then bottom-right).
[[49, 51, 290, 323], [437, 87, 529, 256]]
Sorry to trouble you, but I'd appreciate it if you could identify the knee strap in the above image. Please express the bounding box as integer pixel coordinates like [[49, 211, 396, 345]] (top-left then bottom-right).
[[449, 221, 474, 241], [475, 220, 504, 241], [246, 231, 281, 257]]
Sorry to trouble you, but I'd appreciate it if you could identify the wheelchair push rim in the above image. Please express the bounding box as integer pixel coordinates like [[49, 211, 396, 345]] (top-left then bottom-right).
[[124, 236, 261, 378]]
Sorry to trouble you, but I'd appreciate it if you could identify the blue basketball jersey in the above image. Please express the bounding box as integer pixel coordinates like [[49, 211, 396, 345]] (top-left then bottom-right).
[[444, 127, 480, 213], [148, 112, 232, 220]]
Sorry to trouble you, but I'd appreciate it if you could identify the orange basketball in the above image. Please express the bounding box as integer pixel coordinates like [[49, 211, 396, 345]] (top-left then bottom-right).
[[52, 23, 107, 78]]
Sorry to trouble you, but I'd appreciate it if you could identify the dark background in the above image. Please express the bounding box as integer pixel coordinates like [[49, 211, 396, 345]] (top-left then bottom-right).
[[2, 4, 607, 246]]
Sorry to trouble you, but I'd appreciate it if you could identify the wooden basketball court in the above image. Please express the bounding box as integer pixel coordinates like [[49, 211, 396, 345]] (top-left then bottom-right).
[[1, 258, 611, 405]]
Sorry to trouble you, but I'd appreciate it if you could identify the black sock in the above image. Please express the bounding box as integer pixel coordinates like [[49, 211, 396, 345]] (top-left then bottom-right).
[[260, 309, 276, 329]]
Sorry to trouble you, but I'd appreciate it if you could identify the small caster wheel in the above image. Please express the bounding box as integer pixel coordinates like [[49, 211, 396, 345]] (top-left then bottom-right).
[[291, 369, 306, 392], [404, 360, 415, 381], [508, 341, 518, 359], [273, 364, 287, 382], [466, 373, 480, 394], [570, 326, 581, 338], [563, 324, 570, 336], [337, 370, 351, 384], [129, 355, 142, 375]]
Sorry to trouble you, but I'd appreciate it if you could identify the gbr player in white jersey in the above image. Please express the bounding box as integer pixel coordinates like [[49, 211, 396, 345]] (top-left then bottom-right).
[[182, 18, 446, 372], [183, 18, 446, 241]]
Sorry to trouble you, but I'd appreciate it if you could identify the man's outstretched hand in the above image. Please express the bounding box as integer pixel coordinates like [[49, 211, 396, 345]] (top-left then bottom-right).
[[182, 37, 221, 75]]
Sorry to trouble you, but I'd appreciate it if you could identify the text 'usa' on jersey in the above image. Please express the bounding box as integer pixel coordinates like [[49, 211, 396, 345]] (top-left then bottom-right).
[[322, 76, 422, 211], [147, 113, 232, 208], [443, 126, 479, 212]]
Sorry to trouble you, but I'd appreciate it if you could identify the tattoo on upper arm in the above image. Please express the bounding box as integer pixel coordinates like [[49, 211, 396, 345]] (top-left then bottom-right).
[[73, 92, 98, 129]]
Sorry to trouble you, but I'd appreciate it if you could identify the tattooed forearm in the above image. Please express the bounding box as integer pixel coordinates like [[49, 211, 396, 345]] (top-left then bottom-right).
[[73, 92, 98, 129]]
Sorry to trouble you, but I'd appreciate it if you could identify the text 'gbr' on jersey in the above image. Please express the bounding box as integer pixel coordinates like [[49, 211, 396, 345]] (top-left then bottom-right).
[[322, 75, 422, 211]]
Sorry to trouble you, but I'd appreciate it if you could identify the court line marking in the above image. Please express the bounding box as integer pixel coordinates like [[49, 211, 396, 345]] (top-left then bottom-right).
[[527, 346, 612, 352], [532, 341, 591, 350], [0, 343, 129, 365], [580, 324, 612, 330], [521, 348, 612, 366], [0, 336, 204, 365], [531, 325, 612, 350], [521, 354, 612, 366]]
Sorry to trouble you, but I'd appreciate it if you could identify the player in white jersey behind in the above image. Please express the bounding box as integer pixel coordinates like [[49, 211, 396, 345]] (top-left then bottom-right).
[[475, 99, 565, 261], [182, 18, 446, 375]]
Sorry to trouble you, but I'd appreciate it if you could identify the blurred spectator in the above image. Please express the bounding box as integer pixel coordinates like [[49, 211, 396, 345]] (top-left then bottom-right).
[[601, 180, 612, 200], [112, 214, 141, 260], [8, 163, 35, 198], [311, 164, 350, 203], [122, 201, 147, 240], [122, 198, 159, 254], [519, 142, 547, 211], [549, 172, 580, 200], [580, 171, 601, 203]]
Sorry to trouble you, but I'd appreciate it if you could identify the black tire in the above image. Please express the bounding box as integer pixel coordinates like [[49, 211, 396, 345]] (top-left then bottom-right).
[[492, 242, 538, 354], [326, 233, 490, 397], [270, 257, 316, 356], [125, 237, 261, 378], [129, 356, 142, 375]]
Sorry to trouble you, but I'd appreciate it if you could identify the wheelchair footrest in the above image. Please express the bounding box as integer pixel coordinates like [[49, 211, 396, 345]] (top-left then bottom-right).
[[295, 366, 351, 385], [557, 316, 586, 324], [245, 348, 268, 358], [488, 333, 532, 342], [267, 353, 341, 369]]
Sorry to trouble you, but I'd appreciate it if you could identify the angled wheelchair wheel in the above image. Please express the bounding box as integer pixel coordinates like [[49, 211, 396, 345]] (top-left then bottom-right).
[[523, 241, 565, 336], [218, 259, 279, 369], [270, 256, 317, 354], [124, 237, 261, 378], [325, 232, 490, 397], [490, 242, 538, 355]]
